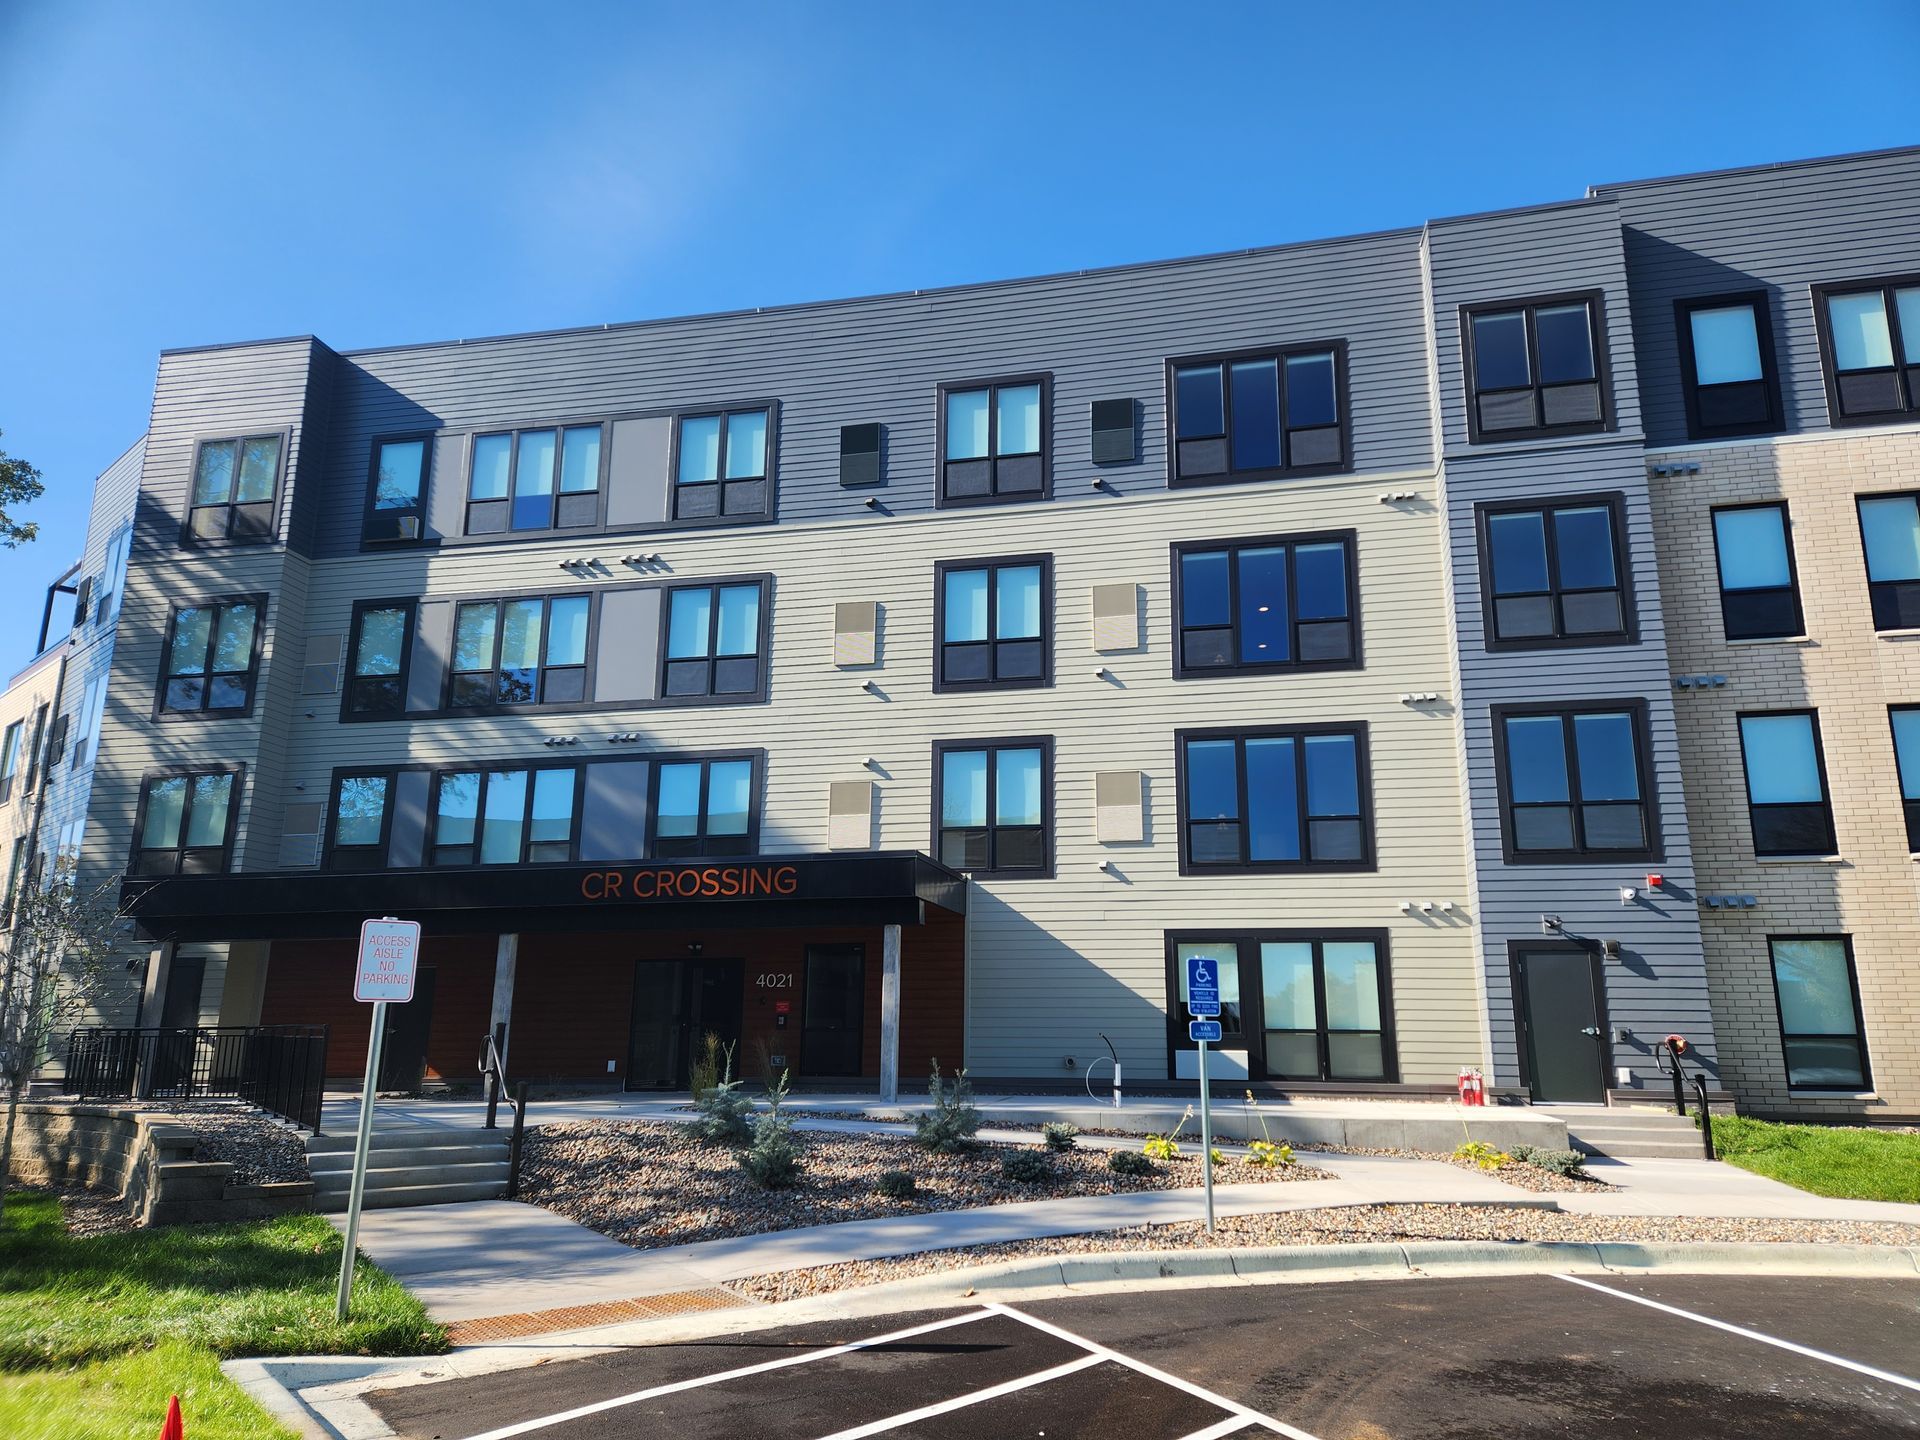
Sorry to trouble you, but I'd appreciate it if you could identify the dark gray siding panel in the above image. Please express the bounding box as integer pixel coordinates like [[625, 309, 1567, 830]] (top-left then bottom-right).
[[581, 761, 649, 861], [406, 600, 453, 713], [593, 589, 661, 703], [425, 434, 466, 541], [388, 770, 431, 868], [605, 417, 673, 528]]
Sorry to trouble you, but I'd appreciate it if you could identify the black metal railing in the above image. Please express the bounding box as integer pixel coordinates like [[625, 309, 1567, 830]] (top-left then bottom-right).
[[64, 1024, 330, 1133]]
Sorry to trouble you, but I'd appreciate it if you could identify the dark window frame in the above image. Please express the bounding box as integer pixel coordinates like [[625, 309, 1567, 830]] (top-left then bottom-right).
[[445, 592, 599, 712], [1490, 700, 1660, 865], [463, 421, 610, 537], [182, 430, 288, 547], [1854, 489, 1920, 632], [1891, 705, 1920, 852], [19, 706, 46, 797], [656, 576, 774, 705], [1674, 292, 1785, 440], [934, 373, 1053, 508], [0, 719, 22, 806], [1711, 501, 1805, 641], [1174, 723, 1376, 876], [1170, 531, 1361, 678], [648, 750, 765, 859], [1460, 290, 1613, 444], [930, 736, 1055, 879], [665, 403, 781, 525], [342, 598, 418, 720], [1737, 708, 1838, 858], [1475, 494, 1636, 650], [1161, 929, 1398, 1084], [322, 767, 405, 872], [1164, 340, 1351, 490], [932, 555, 1055, 693], [152, 593, 269, 722], [1766, 934, 1872, 1092], [361, 431, 435, 544], [427, 761, 588, 868], [129, 763, 245, 877], [1811, 273, 1920, 427]]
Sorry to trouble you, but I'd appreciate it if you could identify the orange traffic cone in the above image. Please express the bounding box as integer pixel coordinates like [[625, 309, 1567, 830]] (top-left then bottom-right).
[[157, 1394, 184, 1440]]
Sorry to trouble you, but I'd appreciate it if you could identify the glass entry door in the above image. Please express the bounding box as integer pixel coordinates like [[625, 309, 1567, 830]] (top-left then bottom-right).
[[800, 944, 865, 1078], [626, 958, 743, 1090]]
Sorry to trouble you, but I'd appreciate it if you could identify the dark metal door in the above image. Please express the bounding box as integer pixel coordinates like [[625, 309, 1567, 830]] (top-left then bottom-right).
[[1515, 949, 1607, 1103], [378, 968, 436, 1093], [626, 959, 743, 1089], [152, 955, 206, 1092], [801, 944, 865, 1078]]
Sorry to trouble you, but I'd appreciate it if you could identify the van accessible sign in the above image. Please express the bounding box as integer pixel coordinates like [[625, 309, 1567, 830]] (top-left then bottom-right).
[[354, 918, 421, 1003]]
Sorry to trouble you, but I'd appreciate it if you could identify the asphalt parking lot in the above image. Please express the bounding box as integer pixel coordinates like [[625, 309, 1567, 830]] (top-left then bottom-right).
[[371, 1274, 1920, 1440]]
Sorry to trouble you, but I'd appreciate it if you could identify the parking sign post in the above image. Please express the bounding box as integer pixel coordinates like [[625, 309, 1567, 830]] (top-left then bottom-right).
[[1185, 955, 1222, 1234], [337, 917, 421, 1323]]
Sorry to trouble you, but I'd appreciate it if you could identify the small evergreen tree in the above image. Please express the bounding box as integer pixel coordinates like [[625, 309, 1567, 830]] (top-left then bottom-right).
[[911, 1060, 981, 1154]]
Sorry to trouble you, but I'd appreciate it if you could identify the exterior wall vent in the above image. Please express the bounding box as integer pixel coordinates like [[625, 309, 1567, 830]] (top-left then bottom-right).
[[300, 635, 343, 695], [278, 800, 327, 868], [833, 601, 879, 666], [1090, 584, 1140, 652], [840, 423, 884, 487], [1089, 399, 1136, 464], [828, 780, 875, 849], [1094, 770, 1145, 843]]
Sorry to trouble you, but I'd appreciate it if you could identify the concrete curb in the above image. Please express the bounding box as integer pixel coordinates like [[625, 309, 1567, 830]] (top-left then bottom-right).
[[226, 1240, 1920, 1438]]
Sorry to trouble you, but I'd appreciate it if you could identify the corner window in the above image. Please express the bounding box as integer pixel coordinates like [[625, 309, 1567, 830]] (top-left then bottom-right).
[[1174, 534, 1356, 674], [133, 769, 239, 876], [1712, 504, 1803, 641], [1463, 294, 1607, 441], [467, 424, 603, 535], [1856, 492, 1920, 630], [1676, 294, 1781, 439], [431, 766, 581, 866], [1738, 711, 1835, 857], [365, 436, 430, 543], [935, 558, 1051, 690], [674, 409, 770, 521], [662, 582, 766, 699], [1889, 707, 1920, 852], [1179, 727, 1370, 873], [97, 527, 130, 623], [1480, 499, 1629, 646], [158, 599, 261, 716], [70, 675, 107, 772], [1814, 277, 1920, 424], [1496, 706, 1653, 861], [0, 721, 20, 805], [1769, 937, 1869, 1090], [187, 434, 281, 544], [653, 756, 757, 857], [449, 596, 590, 708], [347, 603, 414, 716], [938, 378, 1048, 505], [328, 772, 393, 871], [19, 707, 45, 795], [935, 740, 1050, 876], [1168, 346, 1344, 486]]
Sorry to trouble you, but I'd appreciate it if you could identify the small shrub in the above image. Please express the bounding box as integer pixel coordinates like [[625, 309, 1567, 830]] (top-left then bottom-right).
[[875, 1170, 917, 1200], [1001, 1150, 1053, 1184], [687, 1048, 754, 1146], [1454, 1139, 1512, 1171], [912, 1060, 982, 1155], [739, 1070, 802, 1188], [1108, 1149, 1155, 1177], [1142, 1134, 1179, 1161], [1244, 1140, 1294, 1168], [1510, 1143, 1585, 1177], [1041, 1122, 1079, 1151]]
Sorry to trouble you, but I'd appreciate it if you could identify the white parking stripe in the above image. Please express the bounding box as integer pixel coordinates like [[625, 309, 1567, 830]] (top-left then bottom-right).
[[984, 1302, 1324, 1440], [1174, 1419, 1266, 1440], [812, 1355, 1106, 1439], [454, 1308, 998, 1440], [1558, 1275, 1920, 1395]]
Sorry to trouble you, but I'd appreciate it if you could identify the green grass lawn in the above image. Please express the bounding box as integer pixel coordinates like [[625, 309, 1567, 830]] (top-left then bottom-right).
[[1711, 1114, 1920, 1203], [0, 1191, 445, 1440]]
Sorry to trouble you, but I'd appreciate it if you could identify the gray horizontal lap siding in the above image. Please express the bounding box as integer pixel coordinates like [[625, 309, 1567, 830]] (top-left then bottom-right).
[[1599, 149, 1920, 448]]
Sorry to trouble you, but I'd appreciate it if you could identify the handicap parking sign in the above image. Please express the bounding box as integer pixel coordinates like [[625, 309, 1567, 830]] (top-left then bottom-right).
[[1186, 955, 1221, 1017]]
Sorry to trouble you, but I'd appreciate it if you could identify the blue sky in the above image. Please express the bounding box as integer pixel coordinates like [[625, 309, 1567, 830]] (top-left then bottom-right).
[[1, 1, 1915, 674]]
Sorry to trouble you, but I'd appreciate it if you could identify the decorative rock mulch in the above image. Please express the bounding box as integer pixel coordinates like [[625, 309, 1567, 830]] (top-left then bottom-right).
[[519, 1120, 1332, 1250], [157, 1103, 311, 1185], [48, 1184, 139, 1239], [732, 1205, 1920, 1304]]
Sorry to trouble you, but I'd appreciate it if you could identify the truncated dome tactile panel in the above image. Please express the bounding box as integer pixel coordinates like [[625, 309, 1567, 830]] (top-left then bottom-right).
[[443, 1286, 752, 1344]]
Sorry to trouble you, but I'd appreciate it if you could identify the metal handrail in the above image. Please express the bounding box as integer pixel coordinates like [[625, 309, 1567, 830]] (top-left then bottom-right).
[[478, 1030, 506, 1129]]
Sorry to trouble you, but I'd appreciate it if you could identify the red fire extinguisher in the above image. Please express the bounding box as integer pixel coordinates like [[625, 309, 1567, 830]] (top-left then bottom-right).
[[1457, 1068, 1486, 1106]]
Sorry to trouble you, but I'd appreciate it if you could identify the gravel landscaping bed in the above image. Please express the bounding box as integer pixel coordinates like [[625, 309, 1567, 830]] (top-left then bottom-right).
[[731, 1205, 1920, 1304], [154, 1102, 310, 1185], [46, 1184, 139, 1239], [520, 1120, 1334, 1249]]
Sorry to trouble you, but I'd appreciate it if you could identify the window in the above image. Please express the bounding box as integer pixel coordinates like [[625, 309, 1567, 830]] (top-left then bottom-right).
[[1173, 534, 1356, 674], [1675, 294, 1782, 439], [1712, 504, 1803, 640], [70, 674, 107, 771], [934, 740, 1050, 876], [1738, 711, 1835, 857], [187, 434, 282, 543], [653, 756, 757, 858], [1495, 706, 1653, 861], [1856, 492, 1920, 630], [1479, 499, 1629, 646], [0, 721, 20, 805], [20, 707, 46, 795], [2, 841, 24, 923], [1167, 933, 1395, 1083], [1889, 707, 1920, 852], [132, 768, 239, 876], [674, 409, 771, 520], [346, 603, 414, 716], [1179, 726, 1370, 872], [935, 558, 1050, 690], [1813, 276, 1920, 424], [157, 598, 261, 716], [662, 582, 766, 699], [328, 772, 393, 871], [938, 378, 1048, 505], [431, 766, 581, 866], [1168, 345, 1344, 486], [365, 435, 430, 542], [467, 424, 603, 535], [449, 596, 590, 707], [1768, 937, 1869, 1090], [97, 527, 130, 623], [1463, 294, 1607, 441]]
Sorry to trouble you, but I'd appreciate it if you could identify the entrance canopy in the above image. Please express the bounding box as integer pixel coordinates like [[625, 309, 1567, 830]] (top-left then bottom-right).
[[121, 851, 968, 943]]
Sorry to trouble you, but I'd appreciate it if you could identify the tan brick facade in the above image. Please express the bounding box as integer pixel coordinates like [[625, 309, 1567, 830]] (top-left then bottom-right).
[[1651, 427, 1920, 1119]]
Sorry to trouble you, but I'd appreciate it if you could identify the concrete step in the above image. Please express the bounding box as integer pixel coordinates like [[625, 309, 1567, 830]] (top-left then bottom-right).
[[315, 1179, 506, 1212], [313, 1160, 509, 1194], [307, 1142, 508, 1173], [1568, 1134, 1707, 1158], [308, 1126, 505, 1155]]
